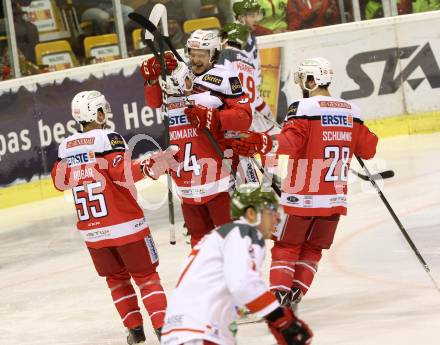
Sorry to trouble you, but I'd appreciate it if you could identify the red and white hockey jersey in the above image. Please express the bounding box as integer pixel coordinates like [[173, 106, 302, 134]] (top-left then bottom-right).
[[277, 95, 378, 216], [51, 129, 150, 249], [145, 64, 252, 204], [161, 220, 279, 345]]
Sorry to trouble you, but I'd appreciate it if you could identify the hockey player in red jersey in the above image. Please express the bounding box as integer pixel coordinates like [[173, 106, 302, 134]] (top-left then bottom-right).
[[141, 30, 252, 247], [230, 57, 378, 309], [161, 184, 313, 345], [51, 91, 178, 344]]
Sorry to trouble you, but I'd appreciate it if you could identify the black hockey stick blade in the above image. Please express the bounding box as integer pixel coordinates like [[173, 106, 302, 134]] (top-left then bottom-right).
[[128, 12, 184, 62], [350, 169, 395, 181], [128, 12, 158, 34]]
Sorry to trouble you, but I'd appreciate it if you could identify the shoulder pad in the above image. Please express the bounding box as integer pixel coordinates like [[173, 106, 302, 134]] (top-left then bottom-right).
[[106, 132, 126, 151], [216, 222, 265, 247]]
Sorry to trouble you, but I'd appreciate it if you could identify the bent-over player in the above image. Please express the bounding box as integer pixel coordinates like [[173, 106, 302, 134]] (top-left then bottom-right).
[[161, 184, 313, 345]]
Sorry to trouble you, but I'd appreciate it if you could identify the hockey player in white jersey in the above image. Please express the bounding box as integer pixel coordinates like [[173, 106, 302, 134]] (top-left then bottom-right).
[[160, 184, 313, 345], [233, 0, 263, 85], [219, 22, 277, 134]]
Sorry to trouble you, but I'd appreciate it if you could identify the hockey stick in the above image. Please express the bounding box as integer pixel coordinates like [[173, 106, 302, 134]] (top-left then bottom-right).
[[128, 12, 184, 62], [356, 156, 440, 291], [349, 168, 394, 181], [131, 10, 240, 184], [251, 157, 281, 197], [130, 7, 176, 245], [263, 111, 395, 181]]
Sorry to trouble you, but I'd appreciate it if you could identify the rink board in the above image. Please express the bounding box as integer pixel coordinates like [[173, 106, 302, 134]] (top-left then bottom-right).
[[1, 11, 440, 208]]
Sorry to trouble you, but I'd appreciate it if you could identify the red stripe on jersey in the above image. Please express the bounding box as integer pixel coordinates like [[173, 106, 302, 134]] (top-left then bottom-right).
[[161, 327, 205, 336], [245, 291, 277, 314]]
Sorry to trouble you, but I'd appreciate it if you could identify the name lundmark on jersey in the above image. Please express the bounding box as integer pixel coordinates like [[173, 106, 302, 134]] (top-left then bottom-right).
[[170, 128, 197, 140], [322, 131, 352, 141]]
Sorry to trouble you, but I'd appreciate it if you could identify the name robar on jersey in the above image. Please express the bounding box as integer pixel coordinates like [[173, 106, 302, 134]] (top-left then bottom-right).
[[277, 95, 378, 216], [51, 129, 149, 248]]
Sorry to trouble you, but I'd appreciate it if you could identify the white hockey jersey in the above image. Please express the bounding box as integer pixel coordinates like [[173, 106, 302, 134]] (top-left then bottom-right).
[[243, 32, 261, 86], [161, 220, 279, 345], [218, 46, 276, 133]]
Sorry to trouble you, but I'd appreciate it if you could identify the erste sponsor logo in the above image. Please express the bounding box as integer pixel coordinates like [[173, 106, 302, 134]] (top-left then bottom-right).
[[66, 150, 96, 167], [321, 114, 353, 128]]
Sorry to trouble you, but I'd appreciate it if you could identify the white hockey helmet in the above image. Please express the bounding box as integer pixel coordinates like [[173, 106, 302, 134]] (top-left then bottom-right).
[[167, 61, 194, 95], [185, 29, 220, 62], [71, 90, 112, 125], [294, 57, 333, 92]]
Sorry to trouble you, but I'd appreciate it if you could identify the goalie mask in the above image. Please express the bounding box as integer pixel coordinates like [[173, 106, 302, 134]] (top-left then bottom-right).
[[293, 57, 333, 92], [71, 90, 112, 125]]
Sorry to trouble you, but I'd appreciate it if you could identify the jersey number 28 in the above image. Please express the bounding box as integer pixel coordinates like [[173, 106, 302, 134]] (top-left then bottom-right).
[[324, 146, 350, 182]]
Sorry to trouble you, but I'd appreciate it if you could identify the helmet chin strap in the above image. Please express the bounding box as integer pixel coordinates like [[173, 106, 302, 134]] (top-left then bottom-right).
[[302, 78, 319, 93], [95, 112, 107, 125]]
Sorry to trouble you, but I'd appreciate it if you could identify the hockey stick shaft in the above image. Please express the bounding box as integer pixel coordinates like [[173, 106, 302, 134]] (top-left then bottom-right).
[[155, 20, 176, 245], [134, 11, 240, 185], [130, 9, 176, 244], [129, 12, 184, 62], [356, 156, 439, 291], [251, 157, 281, 196], [350, 168, 394, 181]]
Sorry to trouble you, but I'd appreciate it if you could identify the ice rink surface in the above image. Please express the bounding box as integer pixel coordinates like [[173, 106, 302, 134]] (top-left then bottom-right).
[[1, 133, 440, 345]]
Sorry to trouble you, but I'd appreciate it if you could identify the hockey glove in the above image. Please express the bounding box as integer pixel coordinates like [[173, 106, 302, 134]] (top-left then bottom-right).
[[231, 131, 273, 157], [184, 105, 221, 132], [140, 52, 178, 82], [141, 146, 179, 180], [266, 307, 313, 345]]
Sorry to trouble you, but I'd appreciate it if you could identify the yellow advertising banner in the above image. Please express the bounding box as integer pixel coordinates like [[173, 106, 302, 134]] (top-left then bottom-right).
[[259, 47, 281, 118]]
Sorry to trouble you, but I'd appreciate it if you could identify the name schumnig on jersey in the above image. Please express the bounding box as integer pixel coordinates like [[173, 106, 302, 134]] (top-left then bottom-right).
[[321, 114, 353, 128]]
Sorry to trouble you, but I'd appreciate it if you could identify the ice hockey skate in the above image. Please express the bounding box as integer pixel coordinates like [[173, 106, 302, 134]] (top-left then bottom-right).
[[127, 326, 146, 344]]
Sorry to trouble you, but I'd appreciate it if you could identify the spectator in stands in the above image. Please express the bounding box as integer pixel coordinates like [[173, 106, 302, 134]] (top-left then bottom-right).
[[0, 46, 47, 80], [412, 0, 439, 12], [131, 1, 187, 55], [176, 0, 201, 20], [73, 0, 133, 35], [287, 0, 341, 30], [361, 0, 412, 20], [256, 0, 288, 35], [11, 0, 39, 64]]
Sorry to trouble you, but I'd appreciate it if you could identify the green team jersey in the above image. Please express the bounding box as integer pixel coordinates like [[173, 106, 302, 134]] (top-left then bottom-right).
[[257, 0, 288, 32]]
